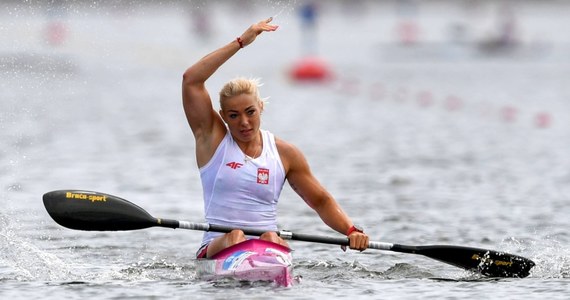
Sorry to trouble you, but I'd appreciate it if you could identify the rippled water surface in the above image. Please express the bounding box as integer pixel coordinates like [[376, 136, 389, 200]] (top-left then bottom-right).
[[2, 1, 570, 299]]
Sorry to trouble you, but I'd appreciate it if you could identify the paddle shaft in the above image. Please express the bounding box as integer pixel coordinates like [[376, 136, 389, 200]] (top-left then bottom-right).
[[171, 219, 394, 250], [159, 219, 494, 256]]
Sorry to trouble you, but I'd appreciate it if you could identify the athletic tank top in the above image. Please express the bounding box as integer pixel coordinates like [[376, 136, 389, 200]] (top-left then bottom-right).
[[198, 129, 286, 249]]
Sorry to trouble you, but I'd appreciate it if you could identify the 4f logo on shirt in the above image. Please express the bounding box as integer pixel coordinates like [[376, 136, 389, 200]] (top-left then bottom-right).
[[257, 168, 269, 184], [226, 162, 243, 169]]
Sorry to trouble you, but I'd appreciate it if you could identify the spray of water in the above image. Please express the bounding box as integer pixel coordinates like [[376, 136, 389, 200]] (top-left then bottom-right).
[[0, 213, 73, 281], [266, 0, 297, 24]]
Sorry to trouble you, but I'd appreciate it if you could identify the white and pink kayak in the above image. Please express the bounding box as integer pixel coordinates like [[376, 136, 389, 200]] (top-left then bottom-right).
[[195, 239, 294, 287]]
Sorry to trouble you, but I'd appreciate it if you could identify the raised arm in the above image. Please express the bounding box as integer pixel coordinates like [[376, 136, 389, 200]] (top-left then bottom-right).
[[182, 18, 278, 167], [277, 139, 369, 251]]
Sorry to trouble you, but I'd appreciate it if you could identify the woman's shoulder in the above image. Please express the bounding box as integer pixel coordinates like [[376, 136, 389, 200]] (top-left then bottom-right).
[[275, 136, 298, 155], [274, 136, 307, 172]]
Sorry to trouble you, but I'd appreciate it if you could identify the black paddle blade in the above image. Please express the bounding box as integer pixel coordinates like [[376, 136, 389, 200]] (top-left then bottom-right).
[[43, 190, 158, 231], [393, 244, 535, 278]]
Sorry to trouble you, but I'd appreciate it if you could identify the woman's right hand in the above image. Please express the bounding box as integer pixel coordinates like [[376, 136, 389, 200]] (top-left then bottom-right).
[[238, 17, 279, 48]]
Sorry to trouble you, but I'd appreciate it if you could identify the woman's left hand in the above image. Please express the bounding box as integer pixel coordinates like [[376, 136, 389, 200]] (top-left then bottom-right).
[[342, 232, 369, 252]]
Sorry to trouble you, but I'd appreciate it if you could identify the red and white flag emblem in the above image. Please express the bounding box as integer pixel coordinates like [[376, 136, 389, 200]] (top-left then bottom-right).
[[257, 168, 269, 184]]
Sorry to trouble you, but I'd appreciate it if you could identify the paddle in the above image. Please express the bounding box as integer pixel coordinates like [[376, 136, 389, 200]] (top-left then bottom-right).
[[42, 190, 535, 278]]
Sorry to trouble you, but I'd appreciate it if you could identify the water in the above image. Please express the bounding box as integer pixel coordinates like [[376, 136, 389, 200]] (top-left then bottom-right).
[[2, 1, 570, 299]]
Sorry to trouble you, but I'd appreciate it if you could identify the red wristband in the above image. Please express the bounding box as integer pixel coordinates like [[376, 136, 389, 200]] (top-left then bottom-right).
[[346, 225, 363, 236], [236, 37, 244, 48]]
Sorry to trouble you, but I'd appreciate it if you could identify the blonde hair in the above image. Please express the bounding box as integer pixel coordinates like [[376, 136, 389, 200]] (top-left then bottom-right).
[[219, 77, 268, 110]]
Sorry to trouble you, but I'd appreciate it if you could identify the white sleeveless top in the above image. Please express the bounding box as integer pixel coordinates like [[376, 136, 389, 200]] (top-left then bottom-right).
[[198, 129, 286, 249]]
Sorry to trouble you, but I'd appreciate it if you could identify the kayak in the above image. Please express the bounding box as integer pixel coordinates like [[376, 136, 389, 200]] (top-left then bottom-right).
[[195, 239, 294, 287]]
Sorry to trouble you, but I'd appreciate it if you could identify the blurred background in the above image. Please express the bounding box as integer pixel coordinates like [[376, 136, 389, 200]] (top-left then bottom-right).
[[1, 0, 570, 298], [2, 0, 568, 195]]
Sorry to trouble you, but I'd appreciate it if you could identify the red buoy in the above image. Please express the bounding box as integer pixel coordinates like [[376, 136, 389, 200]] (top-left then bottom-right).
[[289, 56, 333, 82], [534, 112, 552, 128]]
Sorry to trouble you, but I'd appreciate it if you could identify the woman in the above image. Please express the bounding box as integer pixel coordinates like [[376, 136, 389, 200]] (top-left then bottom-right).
[[182, 17, 369, 258]]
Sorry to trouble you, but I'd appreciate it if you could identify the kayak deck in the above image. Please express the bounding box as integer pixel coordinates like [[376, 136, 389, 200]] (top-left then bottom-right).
[[195, 239, 294, 287]]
